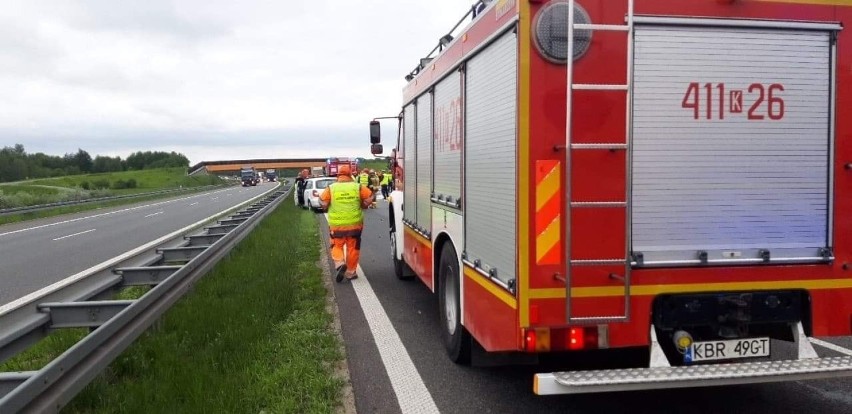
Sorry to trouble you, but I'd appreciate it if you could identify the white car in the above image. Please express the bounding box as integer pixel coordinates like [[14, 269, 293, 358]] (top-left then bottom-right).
[[301, 177, 336, 211]]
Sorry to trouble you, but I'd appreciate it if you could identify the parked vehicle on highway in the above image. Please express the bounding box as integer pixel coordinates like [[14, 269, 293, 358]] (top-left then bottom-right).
[[300, 177, 336, 211], [310, 166, 324, 177], [371, 0, 852, 396]]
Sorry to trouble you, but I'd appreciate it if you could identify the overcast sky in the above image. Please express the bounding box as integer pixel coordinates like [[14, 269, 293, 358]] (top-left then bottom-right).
[[1, 0, 477, 164]]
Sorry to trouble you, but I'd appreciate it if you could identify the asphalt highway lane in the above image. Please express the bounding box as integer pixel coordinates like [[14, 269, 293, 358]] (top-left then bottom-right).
[[328, 201, 852, 414], [0, 183, 277, 307]]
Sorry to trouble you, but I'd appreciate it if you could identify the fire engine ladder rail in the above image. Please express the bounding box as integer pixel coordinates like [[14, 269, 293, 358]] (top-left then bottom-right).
[[565, 0, 634, 325]]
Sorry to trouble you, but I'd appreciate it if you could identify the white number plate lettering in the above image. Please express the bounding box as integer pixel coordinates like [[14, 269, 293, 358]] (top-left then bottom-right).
[[689, 338, 770, 362]]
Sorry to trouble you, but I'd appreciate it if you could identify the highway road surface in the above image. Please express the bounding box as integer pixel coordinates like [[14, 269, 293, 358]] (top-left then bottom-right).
[[0, 183, 278, 307], [324, 201, 852, 414]]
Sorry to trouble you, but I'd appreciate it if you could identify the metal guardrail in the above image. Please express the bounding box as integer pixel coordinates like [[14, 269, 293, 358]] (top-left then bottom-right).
[[0, 183, 291, 413], [0, 184, 233, 217]]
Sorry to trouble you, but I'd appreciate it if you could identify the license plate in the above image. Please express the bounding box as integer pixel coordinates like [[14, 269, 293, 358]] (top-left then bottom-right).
[[688, 337, 770, 362]]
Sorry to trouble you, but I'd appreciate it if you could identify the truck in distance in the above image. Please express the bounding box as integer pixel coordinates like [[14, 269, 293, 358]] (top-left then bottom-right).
[[265, 169, 277, 182], [240, 166, 258, 187]]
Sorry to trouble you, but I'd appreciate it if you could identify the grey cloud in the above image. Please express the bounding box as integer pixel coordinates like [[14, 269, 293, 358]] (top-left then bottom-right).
[[0, 20, 63, 78], [62, 0, 231, 42], [0, 0, 467, 165]]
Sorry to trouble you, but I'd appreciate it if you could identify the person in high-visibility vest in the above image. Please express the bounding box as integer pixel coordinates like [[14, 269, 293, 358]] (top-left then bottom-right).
[[358, 170, 370, 187], [320, 164, 374, 282], [380, 170, 391, 200]]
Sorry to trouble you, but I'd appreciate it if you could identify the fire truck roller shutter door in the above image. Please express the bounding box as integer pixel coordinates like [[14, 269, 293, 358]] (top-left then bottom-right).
[[464, 29, 518, 285], [433, 70, 463, 205], [403, 104, 418, 224], [417, 94, 433, 231], [631, 21, 834, 266]]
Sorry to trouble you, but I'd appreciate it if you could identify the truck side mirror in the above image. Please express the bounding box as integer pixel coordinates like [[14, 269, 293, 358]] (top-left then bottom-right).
[[371, 144, 384, 155], [370, 120, 381, 144]]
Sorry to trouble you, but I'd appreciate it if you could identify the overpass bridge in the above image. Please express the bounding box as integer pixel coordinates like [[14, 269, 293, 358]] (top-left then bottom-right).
[[188, 158, 327, 176]]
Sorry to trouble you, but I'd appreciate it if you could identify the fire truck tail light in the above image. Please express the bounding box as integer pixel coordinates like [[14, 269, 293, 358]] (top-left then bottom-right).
[[524, 326, 607, 352], [524, 329, 536, 352], [568, 328, 583, 350], [565, 327, 600, 350], [523, 328, 552, 352]]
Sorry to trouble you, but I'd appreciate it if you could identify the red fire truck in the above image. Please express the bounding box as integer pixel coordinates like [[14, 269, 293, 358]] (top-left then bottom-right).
[[325, 157, 359, 176], [370, 0, 852, 394]]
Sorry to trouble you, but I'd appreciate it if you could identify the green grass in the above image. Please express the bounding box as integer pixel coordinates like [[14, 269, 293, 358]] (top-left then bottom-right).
[[0, 185, 66, 196], [60, 200, 343, 413], [26, 168, 222, 195], [360, 159, 390, 172], [0, 329, 89, 372]]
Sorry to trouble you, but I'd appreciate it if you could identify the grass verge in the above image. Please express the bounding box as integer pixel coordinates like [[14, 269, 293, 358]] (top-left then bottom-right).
[[58, 199, 343, 413], [359, 159, 390, 172], [0, 168, 226, 211], [23, 168, 221, 194]]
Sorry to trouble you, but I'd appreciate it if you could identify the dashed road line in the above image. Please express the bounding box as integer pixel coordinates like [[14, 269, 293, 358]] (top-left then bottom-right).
[[351, 265, 440, 414], [189, 202, 199, 206], [52, 229, 96, 241], [144, 211, 164, 218], [0, 182, 282, 316], [324, 213, 438, 414], [0, 188, 231, 238]]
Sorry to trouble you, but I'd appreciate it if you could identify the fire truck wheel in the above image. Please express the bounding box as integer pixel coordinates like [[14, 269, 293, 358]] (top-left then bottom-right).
[[389, 229, 411, 280], [438, 242, 471, 364]]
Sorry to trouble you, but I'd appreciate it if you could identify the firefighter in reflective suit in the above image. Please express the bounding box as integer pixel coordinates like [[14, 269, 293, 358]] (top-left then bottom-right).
[[320, 164, 373, 282]]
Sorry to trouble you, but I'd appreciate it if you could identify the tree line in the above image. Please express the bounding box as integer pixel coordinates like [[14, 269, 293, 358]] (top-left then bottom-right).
[[0, 144, 190, 183]]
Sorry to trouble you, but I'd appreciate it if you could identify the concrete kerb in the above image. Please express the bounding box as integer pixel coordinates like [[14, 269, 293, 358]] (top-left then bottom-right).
[[317, 227, 357, 414]]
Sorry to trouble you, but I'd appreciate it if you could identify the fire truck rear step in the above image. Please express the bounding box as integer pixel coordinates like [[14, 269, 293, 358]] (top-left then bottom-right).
[[534, 356, 852, 395]]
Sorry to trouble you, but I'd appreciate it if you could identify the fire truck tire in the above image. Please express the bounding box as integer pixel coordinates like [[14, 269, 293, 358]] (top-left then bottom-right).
[[389, 228, 411, 280], [438, 242, 471, 364]]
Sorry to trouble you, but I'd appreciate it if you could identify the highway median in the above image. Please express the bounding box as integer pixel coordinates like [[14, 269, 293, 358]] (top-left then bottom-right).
[[42, 199, 345, 412]]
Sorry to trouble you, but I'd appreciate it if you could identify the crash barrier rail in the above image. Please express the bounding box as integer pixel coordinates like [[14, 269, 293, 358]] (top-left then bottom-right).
[[0, 182, 291, 413], [0, 184, 234, 217]]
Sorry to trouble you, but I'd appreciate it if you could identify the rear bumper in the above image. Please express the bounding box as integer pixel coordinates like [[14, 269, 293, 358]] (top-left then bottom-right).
[[534, 355, 852, 395], [533, 323, 852, 395]]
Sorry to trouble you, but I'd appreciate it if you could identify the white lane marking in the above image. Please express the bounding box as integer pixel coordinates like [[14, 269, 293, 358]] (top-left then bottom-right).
[[811, 338, 852, 356], [351, 265, 439, 414], [211, 197, 219, 200], [144, 211, 164, 218], [325, 213, 438, 414], [0, 187, 232, 238], [0, 182, 282, 315], [189, 202, 199, 206], [52, 228, 96, 241]]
